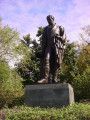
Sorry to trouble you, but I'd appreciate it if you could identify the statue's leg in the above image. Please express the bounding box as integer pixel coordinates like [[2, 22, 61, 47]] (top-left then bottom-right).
[[52, 51, 60, 83], [38, 48, 51, 83], [52, 50, 64, 83], [50, 48, 58, 83], [52, 66, 59, 83], [40, 57, 44, 79]]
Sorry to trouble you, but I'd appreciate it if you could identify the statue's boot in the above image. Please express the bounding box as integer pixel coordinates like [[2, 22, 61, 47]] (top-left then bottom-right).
[[52, 76, 58, 83], [38, 78, 48, 83], [38, 66, 49, 84], [52, 68, 59, 83]]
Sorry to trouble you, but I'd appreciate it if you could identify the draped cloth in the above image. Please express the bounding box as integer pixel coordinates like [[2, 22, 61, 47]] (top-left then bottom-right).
[[53, 35, 66, 68]]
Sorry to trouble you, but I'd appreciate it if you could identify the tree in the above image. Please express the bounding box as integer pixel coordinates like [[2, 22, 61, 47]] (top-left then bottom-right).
[[76, 25, 90, 73], [0, 19, 24, 107], [0, 20, 20, 63], [0, 59, 24, 108], [16, 28, 44, 85], [0, 18, 2, 29], [36, 27, 44, 43], [71, 25, 90, 101], [79, 25, 90, 45], [71, 66, 90, 101], [16, 34, 40, 85], [76, 45, 90, 74]]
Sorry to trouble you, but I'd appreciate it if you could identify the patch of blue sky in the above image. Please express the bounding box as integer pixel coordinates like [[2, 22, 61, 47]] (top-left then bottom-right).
[[29, 8, 48, 16], [13, 8, 21, 15], [58, 0, 74, 14], [10, 2, 21, 14]]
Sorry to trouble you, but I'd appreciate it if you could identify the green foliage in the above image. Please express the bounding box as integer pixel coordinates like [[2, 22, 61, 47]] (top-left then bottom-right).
[[23, 34, 31, 46], [36, 27, 44, 42], [70, 26, 90, 101], [4, 103, 90, 120], [16, 34, 40, 85], [0, 60, 24, 108], [16, 28, 44, 85], [0, 25, 20, 61], [71, 65, 90, 101], [77, 44, 90, 74], [0, 22, 24, 107], [0, 61, 10, 82], [0, 19, 24, 107]]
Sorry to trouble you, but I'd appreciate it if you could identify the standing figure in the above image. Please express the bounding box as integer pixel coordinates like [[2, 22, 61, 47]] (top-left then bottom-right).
[[38, 15, 67, 83]]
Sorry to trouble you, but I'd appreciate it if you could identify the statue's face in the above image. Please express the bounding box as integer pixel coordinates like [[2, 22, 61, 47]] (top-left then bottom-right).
[[47, 17, 54, 25]]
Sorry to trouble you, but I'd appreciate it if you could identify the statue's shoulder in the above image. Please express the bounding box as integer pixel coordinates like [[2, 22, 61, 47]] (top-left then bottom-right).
[[59, 25, 65, 31], [43, 26, 48, 31]]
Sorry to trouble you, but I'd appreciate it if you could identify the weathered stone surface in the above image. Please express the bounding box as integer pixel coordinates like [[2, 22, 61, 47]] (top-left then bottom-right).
[[25, 83, 74, 108]]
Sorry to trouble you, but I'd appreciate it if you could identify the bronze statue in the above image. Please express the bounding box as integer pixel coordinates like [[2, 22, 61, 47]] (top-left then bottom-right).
[[37, 15, 67, 83]]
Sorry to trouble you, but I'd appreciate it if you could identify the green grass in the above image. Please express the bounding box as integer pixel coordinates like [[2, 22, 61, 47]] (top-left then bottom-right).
[[0, 103, 90, 120]]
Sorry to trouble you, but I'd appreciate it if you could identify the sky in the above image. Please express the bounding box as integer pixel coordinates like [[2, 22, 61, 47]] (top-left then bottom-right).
[[0, 0, 90, 43]]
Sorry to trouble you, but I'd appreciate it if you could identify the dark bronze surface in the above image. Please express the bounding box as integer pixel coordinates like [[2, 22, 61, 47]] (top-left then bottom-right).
[[37, 15, 67, 83]]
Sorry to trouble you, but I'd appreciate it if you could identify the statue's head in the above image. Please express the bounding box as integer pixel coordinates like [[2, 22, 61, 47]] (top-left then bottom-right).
[[46, 15, 55, 25]]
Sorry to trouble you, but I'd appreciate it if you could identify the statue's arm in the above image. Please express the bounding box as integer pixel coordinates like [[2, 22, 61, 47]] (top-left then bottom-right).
[[35, 27, 47, 58], [59, 26, 67, 44], [41, 27, 47, 55]]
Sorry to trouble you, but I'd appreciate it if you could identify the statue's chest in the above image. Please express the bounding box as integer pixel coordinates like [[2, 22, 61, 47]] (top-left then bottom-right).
[[46, 25, 60, 36]]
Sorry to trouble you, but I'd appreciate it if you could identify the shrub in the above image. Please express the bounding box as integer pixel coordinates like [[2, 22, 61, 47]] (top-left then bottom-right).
[[5, 103, 90, 120], [0, 61, 24, 108], [71, 66, 90, 101]]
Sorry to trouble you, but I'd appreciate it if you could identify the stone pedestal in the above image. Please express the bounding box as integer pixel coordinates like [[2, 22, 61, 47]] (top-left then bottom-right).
[[25, 83, 74, 108]]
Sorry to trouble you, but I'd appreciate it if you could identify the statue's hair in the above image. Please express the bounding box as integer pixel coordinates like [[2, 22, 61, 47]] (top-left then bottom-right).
[[46, 15, 54, 20]]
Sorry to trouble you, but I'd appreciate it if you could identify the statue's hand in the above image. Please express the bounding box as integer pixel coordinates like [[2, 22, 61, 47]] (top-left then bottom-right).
[[55, 34, 62, 39]]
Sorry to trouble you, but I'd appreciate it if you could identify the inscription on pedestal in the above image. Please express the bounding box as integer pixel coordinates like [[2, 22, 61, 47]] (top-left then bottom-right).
[[25, 83, 74, 108]]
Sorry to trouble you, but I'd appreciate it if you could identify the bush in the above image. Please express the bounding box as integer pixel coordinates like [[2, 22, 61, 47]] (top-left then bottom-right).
[[4, 103, 90, 120], [0, 61, 24, 108], [71, 66, 90, 101]]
